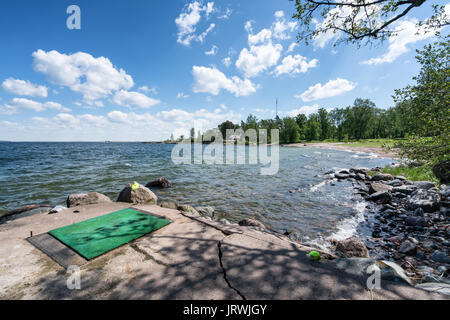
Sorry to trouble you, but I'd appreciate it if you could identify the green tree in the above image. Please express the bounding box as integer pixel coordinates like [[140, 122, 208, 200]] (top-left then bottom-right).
[[393, 36, 450, 164], [349, 98, 376, 140], [218, 120, 236, 140], [295, 113, 307, 140], [318, 108, 331, 140], [305, 114, 321, 141], [292, 1, 449, 46], [281, 117, 301, 143]]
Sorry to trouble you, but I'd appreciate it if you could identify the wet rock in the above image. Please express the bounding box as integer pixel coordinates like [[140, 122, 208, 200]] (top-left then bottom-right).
[[395, 175, 407, 181], [66, 192, 112, 208], [350, 167, 369, 175], [196, 206, 215, 218], [413, 181, 436, 190], [369, 182, 393, 194], [406, 189, 440, 212], [159, 200, 178, 210], [177, 204, 199, 215], [405, 216, 427, 227], [335, 173, 350, 180], [387, 179, 404, 187], [49, 205, 67, 214], [117, 181, 157, 205], [371, 173, 394, 182], [366, 191, 392, 204], [438, 266, 448, 274], [430, 250, 450, 264], [219, 218, 232, 225], [338, 169, 350, 174], [398, 240, 417, 256], [335, 237, 370, 258], [145, 177, 171, 188], [440, 187, 450, 205], [414, 207, 424, 217], [393, 185, 417, 195], [238, 218, 266, 229], [4, 204, 52, 218], [354, 173, 367, 181], [393, 192, 407, 199]]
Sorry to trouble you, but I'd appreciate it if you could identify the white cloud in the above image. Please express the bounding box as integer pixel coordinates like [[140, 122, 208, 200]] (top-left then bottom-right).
[[298, 78, 356, 102], [248, 29, 272, 46], [244, 20, 254, 33], [192, 66, 257, 96], [205, 45, 218, 55], [361, 19, 436, 65], [177, 92, 190, 99], [112, 90, 160, 108], [222, 57, 232, 67], [5, 106, 245, 141], [287, 104, 320, 117], [235, 42, 283, 78], [218, 8, 232, 19], [2, 78, 48, 98], [236, 10, 300, 78], [272, 10, 297, 40], [32, 49, 134, 104], [1, 98, 71, 113], [287, 42, 298, 53], [274, 11, 284, 19], [138, 85, 158, 94], [175, 1, 216, 46], [274, 55, 318, 77]]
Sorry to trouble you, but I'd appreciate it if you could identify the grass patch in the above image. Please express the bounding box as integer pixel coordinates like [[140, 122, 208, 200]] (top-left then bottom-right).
[[369, 165, 439, 184]]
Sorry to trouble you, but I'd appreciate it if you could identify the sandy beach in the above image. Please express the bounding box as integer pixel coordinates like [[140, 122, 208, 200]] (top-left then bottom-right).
[[283, 142, 398, 159]]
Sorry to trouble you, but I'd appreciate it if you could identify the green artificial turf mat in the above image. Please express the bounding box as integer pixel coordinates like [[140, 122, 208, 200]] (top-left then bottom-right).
[[48, 208, 170, 260]]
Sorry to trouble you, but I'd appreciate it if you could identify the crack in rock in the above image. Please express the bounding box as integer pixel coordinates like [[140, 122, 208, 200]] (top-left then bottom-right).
[[217, 241, 246, 300]]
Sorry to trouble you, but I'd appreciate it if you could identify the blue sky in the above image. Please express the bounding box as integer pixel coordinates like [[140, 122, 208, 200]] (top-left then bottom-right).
[[0, 0, 448, 141]]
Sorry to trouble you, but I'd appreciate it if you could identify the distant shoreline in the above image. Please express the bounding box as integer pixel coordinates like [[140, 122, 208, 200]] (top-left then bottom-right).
[[283, 142, 398, 159]]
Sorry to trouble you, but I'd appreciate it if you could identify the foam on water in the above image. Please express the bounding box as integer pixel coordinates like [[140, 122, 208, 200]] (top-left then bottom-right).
[[327, 201, 367, 241], [310, 179, 330, 192]]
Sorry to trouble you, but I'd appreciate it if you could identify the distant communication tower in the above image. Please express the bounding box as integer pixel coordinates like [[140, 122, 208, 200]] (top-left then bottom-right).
[[276, 98, 278, 118]]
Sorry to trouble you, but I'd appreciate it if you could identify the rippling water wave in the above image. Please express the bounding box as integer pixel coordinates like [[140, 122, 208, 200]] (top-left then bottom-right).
[[0, 142, 393, 240]]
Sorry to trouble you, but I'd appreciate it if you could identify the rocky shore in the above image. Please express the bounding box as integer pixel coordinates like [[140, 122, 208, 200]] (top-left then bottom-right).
[[324, 167, 449, 289], [1, 174, 449, 297]]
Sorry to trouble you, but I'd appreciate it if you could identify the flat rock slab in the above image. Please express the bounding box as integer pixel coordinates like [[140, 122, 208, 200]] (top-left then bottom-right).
[[220, 233, 445, 300], [0, 203, 446, 300]]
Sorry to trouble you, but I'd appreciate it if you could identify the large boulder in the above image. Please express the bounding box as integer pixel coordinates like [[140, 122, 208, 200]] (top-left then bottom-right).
[[330, 258, 412, 285], [238, 218, 266, 229], [145, 177, 172, 189], [117, 181, 157, 205], [196, 206, 215, 218], [371, 173, 394, 181], [366, 190, 392, 204], [413, 181, 436, 190], [67, 192, 112, 208], [433, 160, 450, 184], [335, 237, 370, 258], [335, 173, 350, 180], [406, 189, 440, 212], [369, 182, 393, 194]]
